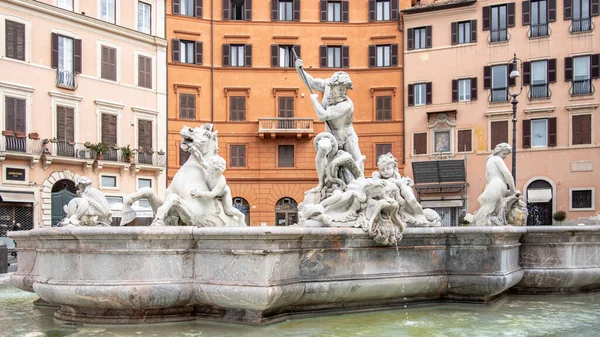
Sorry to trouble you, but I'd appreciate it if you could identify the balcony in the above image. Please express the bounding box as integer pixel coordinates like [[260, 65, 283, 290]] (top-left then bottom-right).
[[56, 69, 77, 90], [490, 87, 509, 103], [489, 29, 508, 43], [571, 17, 593, 33], [0, 133, 43, 155], [529, 23, 549, 38], [258, 117, 314, 140], [529, 83, 551, 99], [571, 79, 594, 96]]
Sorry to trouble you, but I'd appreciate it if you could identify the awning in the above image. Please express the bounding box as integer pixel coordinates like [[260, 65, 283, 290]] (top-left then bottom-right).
[[527, 189, 552, 203], [0, 191, 36, 203]]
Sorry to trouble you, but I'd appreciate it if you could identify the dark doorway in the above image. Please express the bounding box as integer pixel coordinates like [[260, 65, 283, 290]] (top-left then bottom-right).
[[232, 197, 250, 226], [51, 179, 78, 226], [526, 180, 553, 226], [275, 197, 297, 226]]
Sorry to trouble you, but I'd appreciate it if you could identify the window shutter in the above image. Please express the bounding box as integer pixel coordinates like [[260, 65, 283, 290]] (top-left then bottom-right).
[[491, 120, 508, 149], [523, 61, 531, 86], [245, 0, 252, 21], [548, 0, 556, 21], [452, 79, 458, 102], [564, 0, 572, 20], [564, 57, 573, 81], [319, 0, 326, 21], [195, 0, 203, 17], [548, 117, 557, 147], [342, 0, 349, 22], [222, 44, 230, 66], [271, 44, 279, 67], [425, 26, 432, 48], [179, 94, 187, 118], [482, 6, 490, 30], [293, 0, 300, 21], [5, 21, 15, 59], [580, 114, 591, 144], [15, 98, 25, 133], [408, 84, 414, 106], [222, 0, 230, 20], [245, 44, 252, 67], [508, 63, 516, 87], [391, 44, 398, 66], [483, 66, 491, 89], [368, 45, 376, 67], [368, 0, 375, 21], [548, 59, 557, 83], [426, 82, 432, 104], [5, 97, 15, 131], [457, 130, 472, 152], [470, 20, 477, 42], [172, 39, 180, 62], [57, 106, 66, 141], [471, 77, 478, 100], [414, 133, 427, 155], [591, 54, 600, 79], [342, 45, 349, 68], [592, 0, 599, 16], [172, 0, 180, 14], [195, 41, 203, 64], [73, 38, 82, 74], [507, 3, 516, 27], [51, 33, 59, 68], [272, 0, 279, 21], [145, 56, 152, 88], [522, 119, 531, 148], [138, 120, 153, 151], [320, 45, 327, 68], [407, 28, 414, 50], [391, 0, 399, 20], [451, 22, 458, 45], [230, 145, 239, 167], [522, 1, 530, 25], [240, 145, 247, 167], [293, 45, 301, 60], [188, 94, 196, 119], [65, 107, 75, 142], [109, 47, 117, 80]]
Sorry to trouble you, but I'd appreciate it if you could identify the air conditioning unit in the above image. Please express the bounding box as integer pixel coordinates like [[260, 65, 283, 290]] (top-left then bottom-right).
[[77, 149, 91, 159]]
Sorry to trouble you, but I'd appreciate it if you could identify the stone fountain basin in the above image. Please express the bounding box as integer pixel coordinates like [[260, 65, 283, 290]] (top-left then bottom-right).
[[8, 226, 600, 325]]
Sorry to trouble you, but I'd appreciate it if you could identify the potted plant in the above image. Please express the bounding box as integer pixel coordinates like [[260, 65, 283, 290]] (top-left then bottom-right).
[[84, 141, 93, 148], [553, 211, 567, 226], [90, 142, 109, 160], [120, 144, 134, 163], [15, 131, 26, 138], [2, 130, 14, 137], [28, 132, 39, 140]]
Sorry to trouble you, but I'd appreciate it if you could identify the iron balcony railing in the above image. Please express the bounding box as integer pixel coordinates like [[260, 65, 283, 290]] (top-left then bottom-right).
[[489, 28, 508, 42], [529, 23, 549, 37], [0, 135, 43, 155], [258, 118, 314, 133], [135, 151, 166, 166], [44, 141, 166, 166], [571, 79, 594, 96], [56, 69, 77, 89], [490, 87, 509, 103], [571, 17, 593, 33], [529, 83, 551, 99]]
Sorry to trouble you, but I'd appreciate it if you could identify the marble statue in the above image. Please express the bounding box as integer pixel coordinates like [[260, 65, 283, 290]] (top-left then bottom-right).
[[373, 153, 441, 227], [59, 177, 112, 226], [472, 143, 527, 226], [120, 124, 246, 227]]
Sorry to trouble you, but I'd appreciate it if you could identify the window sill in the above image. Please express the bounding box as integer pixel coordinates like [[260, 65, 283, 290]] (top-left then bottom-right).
[[487, 101, 510, 108], [569, 93, 595, 101], [569, 208, 595, 212], [569, 30, 594, 36], [528, 34, 550, 40], [488, 39, 510, 46]]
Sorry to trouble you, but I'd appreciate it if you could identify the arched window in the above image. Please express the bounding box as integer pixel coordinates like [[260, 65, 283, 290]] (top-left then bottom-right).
[[232, 197, 250, 226], [526, 179, 553, 226], [275, 197, 297, 226], [51, 179, 78, 227]]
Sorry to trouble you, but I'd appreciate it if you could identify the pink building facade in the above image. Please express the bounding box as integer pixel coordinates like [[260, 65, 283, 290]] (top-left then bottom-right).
[[403, 0, 599, 226], [0, 0, 167, 231]]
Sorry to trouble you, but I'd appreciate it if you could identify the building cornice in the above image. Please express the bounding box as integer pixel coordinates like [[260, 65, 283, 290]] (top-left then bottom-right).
[[402, 0, 477, 15], [94, 99, 125, 109], [132, 107, 159, 115], [2, 0, 167, 47], [48, 90, 83, 101], [0, 81, 35, 93]]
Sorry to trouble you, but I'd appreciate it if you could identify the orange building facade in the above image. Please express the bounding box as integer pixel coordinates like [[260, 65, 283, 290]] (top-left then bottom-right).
[[167, 0, 403, 226]]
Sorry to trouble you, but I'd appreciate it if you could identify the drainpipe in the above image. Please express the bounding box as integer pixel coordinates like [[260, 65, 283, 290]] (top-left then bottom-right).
[[399, 13, 405, 166], [164, 0, 169, 185], [211, 0, 215, 123]]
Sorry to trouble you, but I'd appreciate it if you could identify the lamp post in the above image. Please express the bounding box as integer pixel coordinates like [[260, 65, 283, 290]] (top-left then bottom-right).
[[508, 53, 523, 184]]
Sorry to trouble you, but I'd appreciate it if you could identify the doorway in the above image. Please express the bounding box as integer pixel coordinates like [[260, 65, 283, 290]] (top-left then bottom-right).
[[51, 179, 78, 226], [275, 197, 297, 226]]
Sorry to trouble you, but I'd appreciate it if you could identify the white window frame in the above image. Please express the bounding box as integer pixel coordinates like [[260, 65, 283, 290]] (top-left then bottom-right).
[[231, 45, 245, 67], [1, 164, 29, 186], [0, 81, 34, 138], [458, 78, 471, 101], [573, 56, 590, 81], [413, 28, 426, 50], [432, 130, 453, 154], [569, 187, 595, 211], [55, 0, 77, 11], [95, 99, 124, 145], [137, 1, 153, 34], [99, 0, 119, 24], [530, 118, 548, 148], [327, 1, 342, 22], [376, 0, 390, 21], [376, 45, 391, 67], [134, 50, 155, 90], [531, 60, 548, 85], [327, 46, 341, 68], [49, 91, 83, 144], [179, 40, 195, 64], [414, 83, 426, 106], [96, 40, 122, 83], [279, 45, 293, 68], [0, 14, 33, 63], [137, 176, 154, 208], [458, 21, 471, 44], [100, 173, 119, 190]]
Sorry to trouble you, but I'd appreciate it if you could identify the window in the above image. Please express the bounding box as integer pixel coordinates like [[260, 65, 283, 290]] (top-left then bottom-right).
[[230, 145, 246, 167], [573, 56, 591, 95], [571, 0, 592, 32], [328, 1, 341, 21], [375, 144, 392, 162], [376, 0, 390, 20], [54, 34, 78, 88], [101, 46, 117, 81], [452, 20, 477, 45], [321, 0, 348, 22], [231, 0, 246, 20], [138, 178, 152, 208], [278, 97, 294, 128], [407, 26, 430, 50], [571, 189, 594, 210], [413, 132, 427, 155], [376, 45, 391, 67], [371, 44, 398, 67], [320, 45, 348, 68], [413, 27, 426, 50], [529, 0, 549, 37], [414, 83, 427, 105], [274, 45, 296, 68], [180, 40, 195, 64], [4, 97, 26, 137], [101, 113, 117, 147], [174, 0, 202, 17], [458, 79, 471, 101], [179, 93, 196, 119], [327, 46, 341, 68], [179, 148, 190, 166], [231, 45, 245, 67], [57, 0, 73, 10], [376, 96, 392, 121], [173, 40, 202, 64], [56, 105, 75, 156], [457, 129, 472, 152], [101, 175, 117, 188], [483, 3, 516, 42], [230, 96, 246, 121], [523, 118, 556, 148], [5, 20, 25, 61], [278, 145, 294, 167], [137, 119, 153, 164], [223, 44, 250, 67], [181, 0, 195, 16], [491, 65, 508, 102], [490, 120, 508, 150], [458, 21, 471, 43], [530, 60, 548, 98], [100, 0, 116, 24], [138, 55, 152, 89], [105, 196, 123, 205], [434, 131, 451, 153], [138, 2, 151, 34], [572, 114, 592, 145], [279, 0, 293, 20]]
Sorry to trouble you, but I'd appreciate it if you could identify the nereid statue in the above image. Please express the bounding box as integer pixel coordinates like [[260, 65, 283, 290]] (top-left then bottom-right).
[[59, 177, 112, 227], [471, 143, 527, 226], [120, 123, 246, 227]]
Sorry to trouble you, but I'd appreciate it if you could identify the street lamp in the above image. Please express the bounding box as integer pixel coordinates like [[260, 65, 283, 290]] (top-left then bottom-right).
[[508, 53, 523, 184]]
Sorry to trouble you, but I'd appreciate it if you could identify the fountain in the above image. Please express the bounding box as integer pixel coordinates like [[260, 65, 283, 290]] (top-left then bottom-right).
[[8, 64, 600, 326]]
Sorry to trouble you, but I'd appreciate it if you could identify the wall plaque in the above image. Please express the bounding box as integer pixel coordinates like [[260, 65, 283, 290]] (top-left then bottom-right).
[[571, 161, 594, 172], [5, 168, 26, 182]]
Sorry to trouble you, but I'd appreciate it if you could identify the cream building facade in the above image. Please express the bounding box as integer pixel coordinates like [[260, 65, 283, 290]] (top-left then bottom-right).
[[0, 0, 167, 231]]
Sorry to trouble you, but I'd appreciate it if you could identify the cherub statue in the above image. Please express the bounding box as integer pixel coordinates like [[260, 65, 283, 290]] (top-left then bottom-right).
[[59, 177, 112, 226], [373, 153, 440, 227], [189, 146, 245, 225]]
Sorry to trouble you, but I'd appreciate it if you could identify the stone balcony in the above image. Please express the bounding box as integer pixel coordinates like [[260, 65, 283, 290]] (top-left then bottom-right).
[[258, 117, 314, 140]]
